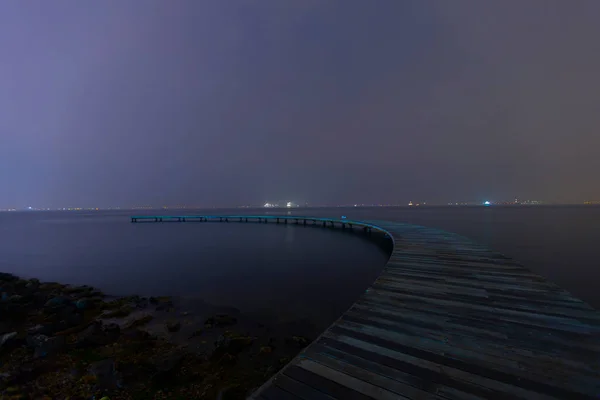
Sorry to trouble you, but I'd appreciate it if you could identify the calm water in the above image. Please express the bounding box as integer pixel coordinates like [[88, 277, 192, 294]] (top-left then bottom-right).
[[1, 206, 599, 330]]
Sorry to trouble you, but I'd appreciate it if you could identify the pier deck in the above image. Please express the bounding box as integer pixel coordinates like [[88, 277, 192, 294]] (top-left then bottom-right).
[[132, 216, 600, 399]]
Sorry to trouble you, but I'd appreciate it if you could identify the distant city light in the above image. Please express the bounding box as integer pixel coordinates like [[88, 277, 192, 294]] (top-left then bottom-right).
[[286, 202, 292, 208], [484, 201, 491, 206]]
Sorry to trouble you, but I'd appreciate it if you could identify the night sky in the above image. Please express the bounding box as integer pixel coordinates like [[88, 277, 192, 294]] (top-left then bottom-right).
[[1, 1, 599, 208]]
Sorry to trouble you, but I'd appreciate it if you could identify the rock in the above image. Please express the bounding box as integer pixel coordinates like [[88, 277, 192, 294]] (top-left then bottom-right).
[[44, 296, 71, 308], [285, 335, 309, 348], [89, 359, 121, 390], [27, 334, 66, 358], [39, 282, 65, 291], [259, 346, 273, 354], [63, 285, 92, 295], [152, 351, 184, 372], [104, 322, 120, 338], [122, 328, 151, 341], [77, 321, 120, 346], [9, 294, 23, 302], [214, 334, 254, 355], [134, 297, 149, 309], [0, 332, 18, 350], [103, 305, 133, 318], [166, 320, 181, 332], [0, 272, 18, 282], [27, 325, 45, 335], [189, 329, 203, 338], [26, 278, 40, 287], [14, 279, 29, 288], [215, 334, 230, 349], [75, 298, 93, 309], [205, 314, 237, 327], [150, 351, 184, 384], [125, 314, 153, 329]]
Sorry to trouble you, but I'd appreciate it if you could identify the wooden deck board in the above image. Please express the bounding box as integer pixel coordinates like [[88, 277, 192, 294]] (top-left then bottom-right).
[[129, 216, 600, 399], [246, 219, 600, 399]]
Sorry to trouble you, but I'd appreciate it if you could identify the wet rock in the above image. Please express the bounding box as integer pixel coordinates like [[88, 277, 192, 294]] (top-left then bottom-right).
[[0, 332, 18, 350], [89, 359, 122, 390], [9, 294, 23, 302], [27, 325, 45, 335], [214, 334, 254, 355], [122, 328, 151, 341], [44, 296, 71, 308], [103, 305, 133, 318], [153, 296, 173, 311], [150, 351, 184, 384], [125, 314, 153, 329], [104, 322, 120, 338], [134, 296, 149, 309], [77, 321, 120, 346], [166, 320, 181, 332], [27, 334, 66, 358], [75, 298, 93, 310], [189, 329, 203, 338], [285, 336, 309, 348], [205, 314, 237, 327]]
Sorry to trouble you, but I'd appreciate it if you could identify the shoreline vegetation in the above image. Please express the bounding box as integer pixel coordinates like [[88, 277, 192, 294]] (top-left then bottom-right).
[[0, 272, 315, 399]]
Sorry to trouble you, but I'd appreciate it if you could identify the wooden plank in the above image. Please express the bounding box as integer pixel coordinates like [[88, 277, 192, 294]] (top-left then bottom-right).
[[295, 358, 406, 400], [328, 324, 598, 398], [283, 365, 374, 400], [273, 374, 338, 400], [354, 300, 600, 358], [306, 343, 481, 400], [319, 333, 557, 400], [302, 348, 434, 399], [363, 289, 599, 334], [340, 311, 599, 380], [260, 385, 305, 400]]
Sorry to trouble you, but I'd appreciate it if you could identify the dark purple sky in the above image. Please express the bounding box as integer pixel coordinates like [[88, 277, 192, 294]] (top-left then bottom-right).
[[1, 1, 599, 208]]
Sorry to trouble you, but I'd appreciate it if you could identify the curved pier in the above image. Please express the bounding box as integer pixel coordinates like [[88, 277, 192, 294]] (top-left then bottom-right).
[[131, 215, 600, 399]]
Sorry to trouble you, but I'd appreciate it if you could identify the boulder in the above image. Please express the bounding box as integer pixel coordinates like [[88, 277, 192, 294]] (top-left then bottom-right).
[[27, 334, 66, 358], [0, 332, 18, 350], [285, 336, 309, 348], [205, 314, 237, 327], [75, 298, 94, 310], [44, 296, 71, 308], [89, 359, 122, 390], [0, 272, 18, 282], [77, 321, 120, 346], [165, 320, 181, 332]]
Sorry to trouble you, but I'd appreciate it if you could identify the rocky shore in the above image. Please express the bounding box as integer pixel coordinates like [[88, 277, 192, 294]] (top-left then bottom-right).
[[0, 272, 315, 399]]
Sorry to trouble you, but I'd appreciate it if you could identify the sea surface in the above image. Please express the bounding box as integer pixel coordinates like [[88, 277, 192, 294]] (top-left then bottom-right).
[[1, 206, 599, 332]]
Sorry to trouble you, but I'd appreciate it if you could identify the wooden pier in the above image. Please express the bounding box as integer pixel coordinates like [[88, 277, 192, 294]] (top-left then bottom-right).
[[132, 216, 600, 399]]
